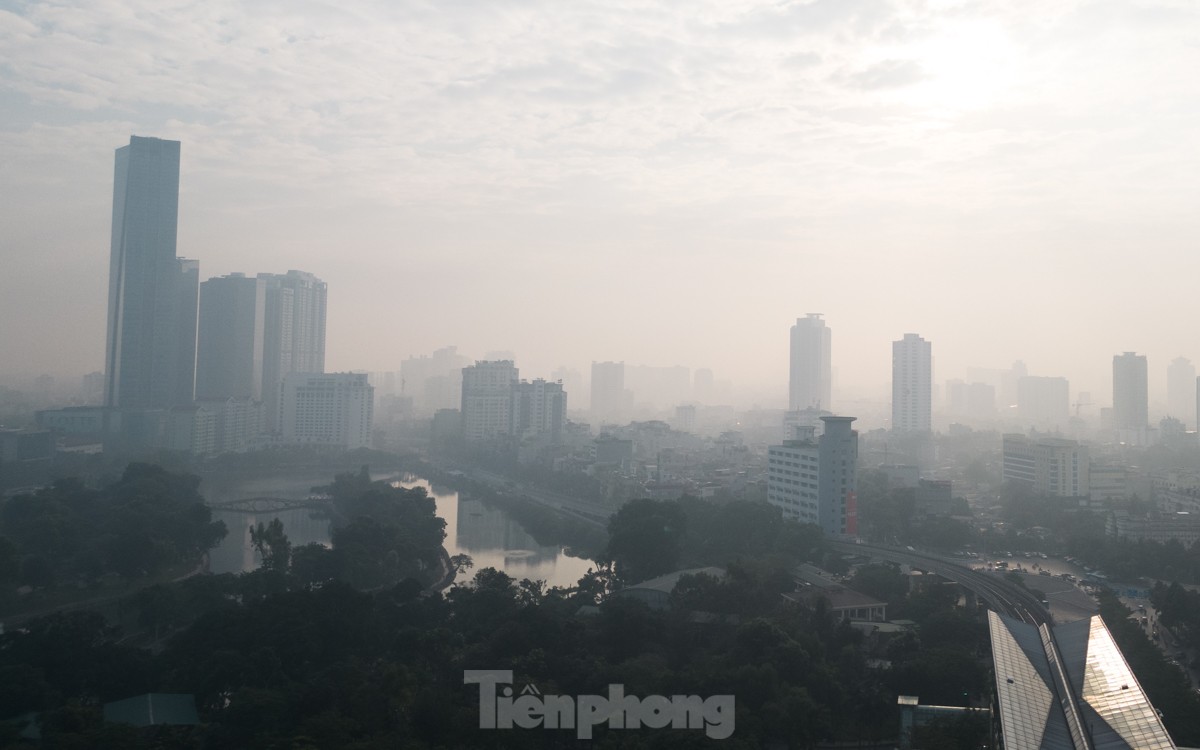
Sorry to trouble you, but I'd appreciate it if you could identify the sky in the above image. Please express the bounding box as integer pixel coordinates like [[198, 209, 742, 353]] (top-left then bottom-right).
[[2, 0, 1199, 406]]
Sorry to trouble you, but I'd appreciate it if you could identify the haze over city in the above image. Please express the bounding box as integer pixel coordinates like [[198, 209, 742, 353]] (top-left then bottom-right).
[[4, 0, 1200, 403]]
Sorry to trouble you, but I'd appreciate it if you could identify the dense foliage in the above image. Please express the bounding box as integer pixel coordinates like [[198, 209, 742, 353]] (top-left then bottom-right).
[[0, 463, 226, 606]]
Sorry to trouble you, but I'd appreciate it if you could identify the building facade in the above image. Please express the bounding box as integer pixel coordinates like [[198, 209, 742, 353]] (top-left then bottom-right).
[[1016, 376, 1070, 430], [1002, 434, 1090, 498], [461, 361, 519, 442], [104, 136, 199, 410], [590, 361, 625, 424], [260, 270, 327, 431], [1112, 352, 1148, 436], [789, 314, 832, 411], [279, 372, 373, 449], [1167, 357, 1195, 429], [510, 378, 567, 440], [892, 333, 932, 433], [768, 416, 859, 535], [196, 273, 265, 402]]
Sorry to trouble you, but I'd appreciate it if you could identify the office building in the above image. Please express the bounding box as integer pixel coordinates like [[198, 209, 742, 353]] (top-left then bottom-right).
[[461, 361, 519, 442], [196, 273, 265, 401], [260, 270, 328, 431], [789, 314, 831, 411], [590, 361, 626, 424], [279, 372, 373, 449], [510, 378, 567, 440], [1167, 357, 1195, 429], [767, 416, 858, 535], [1112, 352, 1148, 433], [104, 136, 198, 409], [892, 334, 932, 432], [1002, 434, 1089, 498], [1016, 376, 1069, 430]]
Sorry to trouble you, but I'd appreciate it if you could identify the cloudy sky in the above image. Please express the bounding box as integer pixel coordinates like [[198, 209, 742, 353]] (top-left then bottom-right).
[[2, 0, 1199, 406]]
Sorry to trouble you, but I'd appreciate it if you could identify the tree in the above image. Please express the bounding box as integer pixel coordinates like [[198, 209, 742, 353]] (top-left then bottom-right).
[[249, 518, 291, 573], [606, 499, 686, 583], [449, 553, 473, 575]]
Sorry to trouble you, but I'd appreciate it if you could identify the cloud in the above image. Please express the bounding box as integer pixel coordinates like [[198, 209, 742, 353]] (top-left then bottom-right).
[[841, 58, 925, 89]]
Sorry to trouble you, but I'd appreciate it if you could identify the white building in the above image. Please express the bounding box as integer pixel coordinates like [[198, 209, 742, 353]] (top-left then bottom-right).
[[462, 361, 519, 442], [280, 372, 373, 449], [1002, 434, 1089, 498], [260, 270, 327, 432], [768, 416, 859, 535], [892, 334, 931, 433], [789, 314, 831, 411], [768, 427, 821, 525]]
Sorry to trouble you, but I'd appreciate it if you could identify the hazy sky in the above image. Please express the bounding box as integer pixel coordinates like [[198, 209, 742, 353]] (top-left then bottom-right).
[[2, 0, 1199, 405]]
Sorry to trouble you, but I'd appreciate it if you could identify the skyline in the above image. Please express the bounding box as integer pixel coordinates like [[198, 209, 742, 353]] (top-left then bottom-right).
[[4, 1, 1200, 404]]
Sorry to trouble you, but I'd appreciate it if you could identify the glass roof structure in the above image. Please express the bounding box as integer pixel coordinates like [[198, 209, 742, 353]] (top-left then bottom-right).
[[989, 611, 1176, 750]]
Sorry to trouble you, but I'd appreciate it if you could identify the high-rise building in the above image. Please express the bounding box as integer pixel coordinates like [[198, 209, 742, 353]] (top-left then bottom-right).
[[591, 361, 626, 424], [789, 314, 831, 411], [891, 333, 932, 432], [1113, 352, 1148, 433], [510, 379, 567, 440], [103, 135, 199, 409], [767, 415, 858, 535], [1167, 357, 1195, 429], [196, 273, 265, 401], [461, 361, 519, 442], [279, 372, 373, 449], [1002, 434, 1089, 498], [1016, 375, 1070, 430], [260, 270, 327, 431]]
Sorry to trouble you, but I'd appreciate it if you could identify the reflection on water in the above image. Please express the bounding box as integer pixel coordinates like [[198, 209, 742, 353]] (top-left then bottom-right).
[[204, 472, 594, 588], [394, 477, 594, 589]]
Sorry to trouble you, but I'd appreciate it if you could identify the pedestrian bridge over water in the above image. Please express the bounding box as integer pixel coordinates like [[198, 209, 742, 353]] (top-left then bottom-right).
[[207, 496, 332, 514]]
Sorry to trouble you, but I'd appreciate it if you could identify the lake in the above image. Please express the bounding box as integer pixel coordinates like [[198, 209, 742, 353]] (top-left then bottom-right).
[[203, 471, 595, 588]]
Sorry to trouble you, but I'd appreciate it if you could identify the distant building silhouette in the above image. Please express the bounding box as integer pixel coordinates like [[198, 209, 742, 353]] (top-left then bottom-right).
[[1016, 375, 1069, 431], [891, 333, 931, 432], [789, 314, 831, 411], [1167, 356, 1195, 429], [1113, 352, 1148, 438], [103, 136, 198, 409], [196, 273, 265, 401], [590, 361, 626, 424]]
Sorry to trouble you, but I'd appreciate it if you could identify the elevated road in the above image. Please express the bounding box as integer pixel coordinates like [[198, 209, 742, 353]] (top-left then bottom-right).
[[829, 540, 1051, 626]]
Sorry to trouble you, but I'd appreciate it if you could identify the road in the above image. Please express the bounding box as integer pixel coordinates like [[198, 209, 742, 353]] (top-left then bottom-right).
[[828, 540, 1052, 626]]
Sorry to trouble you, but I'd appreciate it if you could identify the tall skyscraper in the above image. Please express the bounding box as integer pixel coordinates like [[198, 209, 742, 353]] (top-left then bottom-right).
[[196, 273, 265, 401], [590, 361, 626, 424], [259, 270, 328, 431], [1167, 357, 1195, 429], [104, 136, 199, 408], [461, 361, 519, 442], [1113, 352, 1148, 432], [789, 314, 831, 411], [892, 333, 932, 432]]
